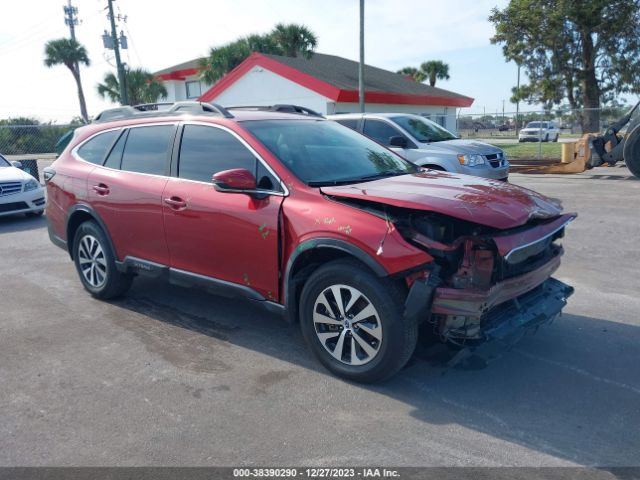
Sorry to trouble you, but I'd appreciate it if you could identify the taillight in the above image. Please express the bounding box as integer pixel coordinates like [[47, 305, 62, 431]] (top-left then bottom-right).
[[43, 167, 56, 183]]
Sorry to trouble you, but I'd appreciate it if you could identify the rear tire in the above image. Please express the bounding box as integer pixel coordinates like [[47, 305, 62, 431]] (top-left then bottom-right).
[[299, 260, 418, 383], [553, 134, 559, 142], [544, 134, 549, 142], [72, 221, 132, 300], [623, 125, 640, 179]]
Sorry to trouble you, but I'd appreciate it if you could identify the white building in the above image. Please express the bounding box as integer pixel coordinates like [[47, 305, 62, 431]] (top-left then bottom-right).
[[155, 52, 474, 132]]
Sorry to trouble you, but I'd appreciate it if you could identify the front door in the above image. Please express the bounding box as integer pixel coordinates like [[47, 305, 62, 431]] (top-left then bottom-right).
[[162, 123, 284, 300]]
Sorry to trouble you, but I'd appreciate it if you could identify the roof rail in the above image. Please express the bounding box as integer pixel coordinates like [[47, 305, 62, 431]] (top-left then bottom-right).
[[93, 101, 234, 123], [226, 104, 324, 118]]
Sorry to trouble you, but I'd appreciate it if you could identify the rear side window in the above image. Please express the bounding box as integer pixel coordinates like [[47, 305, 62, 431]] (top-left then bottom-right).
[[334, 119, 359, 130], [103, 130, 128, 169], [120, 125, 174, 176], [77, 130, 119, 164], [363, 120, 402, 146], [178, 125, 255, 183]]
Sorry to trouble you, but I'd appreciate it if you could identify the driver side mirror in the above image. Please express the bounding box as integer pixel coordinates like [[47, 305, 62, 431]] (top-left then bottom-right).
[[389, 135, 408, 148], [11, 161, 23, 169], [212, 168, 257, 192]]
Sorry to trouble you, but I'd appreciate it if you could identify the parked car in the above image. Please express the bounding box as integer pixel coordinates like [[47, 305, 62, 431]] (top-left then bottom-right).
[[518, 121, 560, 142], [328, 113, 509, 181], [497, 124, 510, 132], [45, 102, 574, 383], [0, 153, 46, 218]]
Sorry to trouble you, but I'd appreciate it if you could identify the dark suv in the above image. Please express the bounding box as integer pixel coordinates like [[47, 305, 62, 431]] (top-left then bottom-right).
[[45, 102, 575, 383]]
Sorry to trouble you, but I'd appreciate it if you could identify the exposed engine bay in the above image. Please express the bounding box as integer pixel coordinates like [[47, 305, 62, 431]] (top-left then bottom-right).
[[330, 196, 575, 346]]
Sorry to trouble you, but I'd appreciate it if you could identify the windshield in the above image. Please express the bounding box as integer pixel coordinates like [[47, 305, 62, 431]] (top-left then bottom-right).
[[0, 155, 10, 167], [390, 115, 457, 142], [526, 122, 547, 129], [243, 120, 419, 186]]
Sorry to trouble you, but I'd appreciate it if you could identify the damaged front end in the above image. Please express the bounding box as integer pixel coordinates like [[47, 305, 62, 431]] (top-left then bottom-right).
[[395, 209, 576, 347]]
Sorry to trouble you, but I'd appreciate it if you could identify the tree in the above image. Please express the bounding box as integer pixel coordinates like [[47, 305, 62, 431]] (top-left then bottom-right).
[[420, 60, 450, 87], [43, 38, 90, 123], [97, 68, 168, 106], [199, 23, 318, 85], [489, 0, 640, 133], [271, 23, 317, 58], [396, 67, 426, 83], [396, 60, 450, 86]]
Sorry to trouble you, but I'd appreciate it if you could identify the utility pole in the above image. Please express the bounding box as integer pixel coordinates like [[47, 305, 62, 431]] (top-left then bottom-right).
[[63, 0, 79, 41], [358, 0, 365, 113], [515, 63, 521, 136], [106, 0, 128, 105]]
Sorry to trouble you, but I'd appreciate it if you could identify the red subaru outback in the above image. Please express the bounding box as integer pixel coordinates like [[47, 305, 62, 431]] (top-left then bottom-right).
[[45, 102, 575, 383]]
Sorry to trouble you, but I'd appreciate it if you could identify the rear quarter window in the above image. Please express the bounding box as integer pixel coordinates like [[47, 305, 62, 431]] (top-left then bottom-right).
[[77, 130, 119, 165]]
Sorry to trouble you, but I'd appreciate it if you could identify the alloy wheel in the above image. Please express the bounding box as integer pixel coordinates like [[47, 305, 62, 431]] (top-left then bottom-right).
[[312, 284, 383, 366], [77, 234, 107, 288]]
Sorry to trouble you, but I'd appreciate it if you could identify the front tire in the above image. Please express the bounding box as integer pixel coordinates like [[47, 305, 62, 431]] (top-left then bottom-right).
[[299, 260, 418, 383], [72, 221, 132, 299], [25, 210, 44, 217]]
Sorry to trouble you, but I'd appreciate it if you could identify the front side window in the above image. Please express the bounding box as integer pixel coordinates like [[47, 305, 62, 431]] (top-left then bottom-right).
[[243, 120, 418, 187], [178, 125, 280, 190], [362, 120, 403, 146], [390, 115, 457, 143], [77, 130, 120, 164], [120, 125, 174, 175]]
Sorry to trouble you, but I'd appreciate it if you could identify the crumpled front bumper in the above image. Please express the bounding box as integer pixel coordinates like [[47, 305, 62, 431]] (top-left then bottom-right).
[[431, 276, 573, 343]]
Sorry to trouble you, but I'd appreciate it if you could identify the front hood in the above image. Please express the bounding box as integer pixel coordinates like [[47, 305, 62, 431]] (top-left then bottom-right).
[[321, 171, 563, 230], [415, 139, 503, 156], [0, 166, 30, 183]]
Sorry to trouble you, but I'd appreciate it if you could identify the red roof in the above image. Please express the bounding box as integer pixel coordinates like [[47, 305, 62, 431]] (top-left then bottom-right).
[[197, 52, 474, 108]]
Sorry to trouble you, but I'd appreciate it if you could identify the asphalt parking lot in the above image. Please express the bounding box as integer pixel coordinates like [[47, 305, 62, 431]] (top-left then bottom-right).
[[1, 165, 639, 467]]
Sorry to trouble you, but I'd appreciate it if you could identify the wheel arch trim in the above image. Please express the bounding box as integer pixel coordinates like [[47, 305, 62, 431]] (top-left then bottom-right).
[[65, 204, 117, 260], [283, 238, 388, 322]]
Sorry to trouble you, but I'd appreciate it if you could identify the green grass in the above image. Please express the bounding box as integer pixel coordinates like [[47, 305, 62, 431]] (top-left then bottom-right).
[[489, 142, 562, 160]]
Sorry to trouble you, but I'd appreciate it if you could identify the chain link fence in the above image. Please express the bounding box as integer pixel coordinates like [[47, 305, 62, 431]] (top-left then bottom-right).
[[0, 124, 76, 182], [455, 106, 633, 163]]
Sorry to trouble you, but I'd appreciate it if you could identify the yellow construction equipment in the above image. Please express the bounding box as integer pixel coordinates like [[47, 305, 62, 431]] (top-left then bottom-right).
[[518, 101, 640, 177]]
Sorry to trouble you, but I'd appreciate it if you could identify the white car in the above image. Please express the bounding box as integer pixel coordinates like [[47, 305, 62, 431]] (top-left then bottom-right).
[[0, 154, 46, 218], [518, 121, 560, 142], [329, 113, 509, 181]]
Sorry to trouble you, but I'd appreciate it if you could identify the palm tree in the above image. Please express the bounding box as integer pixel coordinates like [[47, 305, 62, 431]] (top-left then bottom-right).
[[200, 24, 318, 84], [397, 67, 426, 83], [271, 23, 318, 58], [420, 60, 450, 87], [97, 68, 168, 106], [44, 38, 90, 122], [199, 39, 253, 85]]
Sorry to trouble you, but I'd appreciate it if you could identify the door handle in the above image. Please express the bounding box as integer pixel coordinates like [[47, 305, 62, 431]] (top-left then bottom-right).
[[92, 183, 110, 195], [163, 196, 187, 210]]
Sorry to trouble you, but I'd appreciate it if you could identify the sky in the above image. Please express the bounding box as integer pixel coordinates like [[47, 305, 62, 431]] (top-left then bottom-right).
[[0, 0, 529, 123]]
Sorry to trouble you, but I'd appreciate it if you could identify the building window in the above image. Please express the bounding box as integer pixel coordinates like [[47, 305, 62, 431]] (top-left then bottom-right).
[[186, 80, 202, 99]]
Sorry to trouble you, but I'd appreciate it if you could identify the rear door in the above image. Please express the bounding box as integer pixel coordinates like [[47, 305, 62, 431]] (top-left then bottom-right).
[[162, 123, 285, 300], [88, 123, 177, 264]]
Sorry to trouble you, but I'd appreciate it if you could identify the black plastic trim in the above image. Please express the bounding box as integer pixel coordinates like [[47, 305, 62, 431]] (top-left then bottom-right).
[[283, 238, 389, 322], [47, 220, 67, 251], [65, 204, 117, 260]]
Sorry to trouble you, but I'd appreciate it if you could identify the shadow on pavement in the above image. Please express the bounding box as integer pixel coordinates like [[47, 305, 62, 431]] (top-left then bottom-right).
[[109, 276, 640, 466], [0, 214, 47, 234]]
